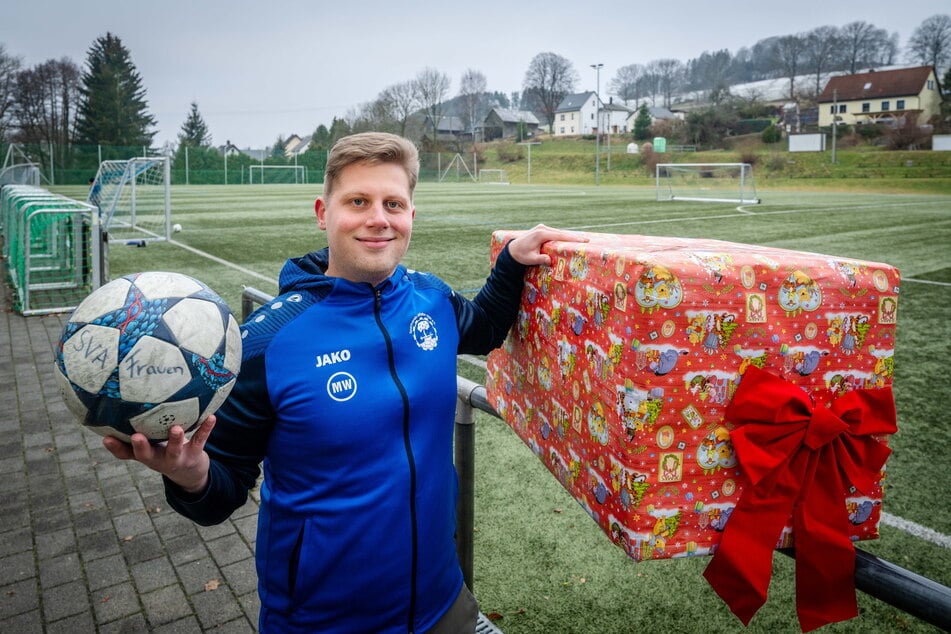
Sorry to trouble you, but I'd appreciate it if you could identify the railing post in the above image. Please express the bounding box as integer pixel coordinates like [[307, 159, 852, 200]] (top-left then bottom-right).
[[455, 378, 478, 592]]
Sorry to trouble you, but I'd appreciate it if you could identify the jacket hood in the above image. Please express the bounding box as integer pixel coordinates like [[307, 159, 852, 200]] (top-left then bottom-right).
[[278, 248, 331, 294], [278, 248, 406, 295]]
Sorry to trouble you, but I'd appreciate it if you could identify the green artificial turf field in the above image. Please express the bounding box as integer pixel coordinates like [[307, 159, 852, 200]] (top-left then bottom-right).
[[49, 182, 951, 632]]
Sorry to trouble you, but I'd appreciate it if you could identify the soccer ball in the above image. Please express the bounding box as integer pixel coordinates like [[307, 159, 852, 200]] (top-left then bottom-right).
[[172, 223, 182, 233], [55, 271, 242, 441]]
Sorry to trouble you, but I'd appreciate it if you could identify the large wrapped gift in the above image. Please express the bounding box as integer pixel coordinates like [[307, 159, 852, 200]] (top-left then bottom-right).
[[485, 231, 898, 631]]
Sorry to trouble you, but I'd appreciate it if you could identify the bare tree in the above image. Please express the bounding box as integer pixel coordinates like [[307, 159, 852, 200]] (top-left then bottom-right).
[[0, 44, 22, 142], [609, 64, 644, 104], [772, 34, 806, 100], [652, 59, 683, 108], [458, 68, 487, 141], [685, 50, 732, 103], [804, 26, 842, 96], [907, 14, 951, 69], [840, 21, 889, 73], [380, 81, 418, 138], [522, 52, 578, 132], [13, 58, 81, 147], [412, 67, 451, 143]]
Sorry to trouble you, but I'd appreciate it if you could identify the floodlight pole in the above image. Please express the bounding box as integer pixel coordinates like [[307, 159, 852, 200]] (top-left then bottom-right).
[[591, 63, 603, 186]]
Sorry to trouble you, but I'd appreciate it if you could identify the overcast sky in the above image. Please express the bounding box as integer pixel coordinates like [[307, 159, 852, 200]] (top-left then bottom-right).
[[5, 1, 948, 149]]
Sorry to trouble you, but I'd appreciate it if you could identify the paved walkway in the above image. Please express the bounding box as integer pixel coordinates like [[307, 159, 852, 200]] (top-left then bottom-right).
[[0, 273, 261, 632]]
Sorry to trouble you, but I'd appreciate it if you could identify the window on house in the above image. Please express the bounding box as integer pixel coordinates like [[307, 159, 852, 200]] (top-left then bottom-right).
[[862, 103, 870, 113], [838, 104, 846, 113], [570, 113, 575, 120], [560, 127, 565, 134], [560, 114, 565, 121], [897, 99, 905, 109], [881, 101, 889, 111], [927, 80, 934, 90], [591, 113, 594, 120], [830, 105, 836, 114], [570, 127, 575, 133]]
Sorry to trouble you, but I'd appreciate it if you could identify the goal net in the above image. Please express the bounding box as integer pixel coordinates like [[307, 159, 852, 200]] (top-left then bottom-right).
[[91, 156, 171, 244], [249, 164, 308, 184], [478, 169, 509, 185], [656, 163, 759, 204]]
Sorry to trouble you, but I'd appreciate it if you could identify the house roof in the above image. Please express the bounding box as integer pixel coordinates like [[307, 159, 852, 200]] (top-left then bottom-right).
[[488, 108, 540, 125], [648, 106, 676, 119], [556, 92, 596, 113], [818, 66, 936, 103]]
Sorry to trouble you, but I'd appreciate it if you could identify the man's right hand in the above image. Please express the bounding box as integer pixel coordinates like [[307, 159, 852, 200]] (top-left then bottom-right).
[[102, 415, 216, 494]]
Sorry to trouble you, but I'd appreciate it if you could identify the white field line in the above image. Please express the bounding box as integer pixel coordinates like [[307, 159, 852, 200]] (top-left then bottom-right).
[[902, 278, 951, 287], [167, 238, 279, 287], [881, 512, 951, 549]]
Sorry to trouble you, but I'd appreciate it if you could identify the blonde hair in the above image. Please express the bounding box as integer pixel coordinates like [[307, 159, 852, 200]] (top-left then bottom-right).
[[323, 132, 419, 199]]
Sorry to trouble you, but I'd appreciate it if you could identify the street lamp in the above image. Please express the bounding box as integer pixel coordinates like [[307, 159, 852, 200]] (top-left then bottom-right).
[[590, 63, 603, 186]]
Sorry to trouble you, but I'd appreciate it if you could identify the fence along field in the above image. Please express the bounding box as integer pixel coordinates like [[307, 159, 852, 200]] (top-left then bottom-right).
[[44, 182, 951, 631]]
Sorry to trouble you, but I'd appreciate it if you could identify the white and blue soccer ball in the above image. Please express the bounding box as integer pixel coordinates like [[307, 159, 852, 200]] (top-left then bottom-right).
[[55, 271, 242, 441]]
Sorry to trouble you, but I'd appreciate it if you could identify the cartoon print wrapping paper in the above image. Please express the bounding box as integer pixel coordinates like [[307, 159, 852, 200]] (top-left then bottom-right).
[[485, 231, 900, 630]]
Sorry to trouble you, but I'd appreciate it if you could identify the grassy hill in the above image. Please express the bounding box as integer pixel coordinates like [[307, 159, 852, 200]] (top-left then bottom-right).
[[467, 135, 951, 194]]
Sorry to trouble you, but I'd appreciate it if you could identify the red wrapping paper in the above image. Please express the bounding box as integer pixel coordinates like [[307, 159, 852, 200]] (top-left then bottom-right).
[[485, 231, 900, 629]]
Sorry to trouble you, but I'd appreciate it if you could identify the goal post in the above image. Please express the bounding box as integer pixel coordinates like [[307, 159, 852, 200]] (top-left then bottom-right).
[[248, 164, 308, 184], [478, 168, 509, 185], [91, 156, 172, 244], [656, 163, 760, 204]]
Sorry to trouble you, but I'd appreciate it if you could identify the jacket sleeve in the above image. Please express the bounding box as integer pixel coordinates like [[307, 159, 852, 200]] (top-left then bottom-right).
[[453, 242, 528, 355], [164, 354, 274, 525]]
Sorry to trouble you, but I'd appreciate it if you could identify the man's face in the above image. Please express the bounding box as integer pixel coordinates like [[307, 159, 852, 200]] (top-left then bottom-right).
[[315, 161, 415, 286]]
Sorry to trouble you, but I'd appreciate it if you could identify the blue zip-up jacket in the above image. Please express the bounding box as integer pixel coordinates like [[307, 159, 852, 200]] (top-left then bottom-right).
[[165, 244, 526, 633]]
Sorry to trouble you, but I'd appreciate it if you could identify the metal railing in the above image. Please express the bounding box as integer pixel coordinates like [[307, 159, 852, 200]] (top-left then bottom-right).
[[241, 287, 951, 631]]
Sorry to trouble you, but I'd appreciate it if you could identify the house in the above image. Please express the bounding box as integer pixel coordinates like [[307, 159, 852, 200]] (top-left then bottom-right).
[[284, 134, 312, 157], [480, 108, 540, 141], [625, 105, 681, 131], [217, 140, 242, 157], [817, 66, 944, 128], [554, 92, 599, 136], [602, 100, 633, 134], [420, 115, 469, 143]]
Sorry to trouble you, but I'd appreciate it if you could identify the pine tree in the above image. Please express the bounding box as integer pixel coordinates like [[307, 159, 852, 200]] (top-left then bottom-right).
[[633, 104, 652, 141], [179, 101, 211, 147], [74, 32, 156, 147]]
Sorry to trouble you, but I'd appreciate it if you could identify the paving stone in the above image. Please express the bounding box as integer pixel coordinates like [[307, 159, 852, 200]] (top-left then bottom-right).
[[0, 578, 39, 620], [85, 553, 130, 592], [77, 529, 120, 562], [140, 583, 192, 627], [191, 586, 243, 630], [220, 558, 258, 597], [150, 615, 202, 634], [0, 608, 43, 634], [45, 610, 96, 634], [1, 550, 36, 583], [176, 557, 222, 595], [113, 510, 154, 538], [42, 579, 89, 621], [34, 526, 76, 561], [120, 531, 164, 565], [207, 532, 253, 568], [130, 556, 177, 594], [39, 552, 83, 589], [91, 581, 141, 626]]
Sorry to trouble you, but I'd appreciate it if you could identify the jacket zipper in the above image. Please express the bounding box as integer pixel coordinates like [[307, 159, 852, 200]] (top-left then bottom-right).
[[374, 287, 419, 632]]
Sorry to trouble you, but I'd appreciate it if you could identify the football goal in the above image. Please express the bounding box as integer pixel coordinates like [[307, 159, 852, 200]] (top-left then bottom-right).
[[248, 164, 308, 184], [91, 156, 171, 244], [656, 163, 759, 204], [478, 169, 509, 185]]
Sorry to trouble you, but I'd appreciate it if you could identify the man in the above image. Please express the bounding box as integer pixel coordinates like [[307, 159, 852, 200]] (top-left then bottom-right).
[[104, 132, 579, 633]]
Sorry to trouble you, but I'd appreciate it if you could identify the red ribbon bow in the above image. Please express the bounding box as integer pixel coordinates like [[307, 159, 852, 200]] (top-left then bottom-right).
[[703, 365, 897, 632]]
